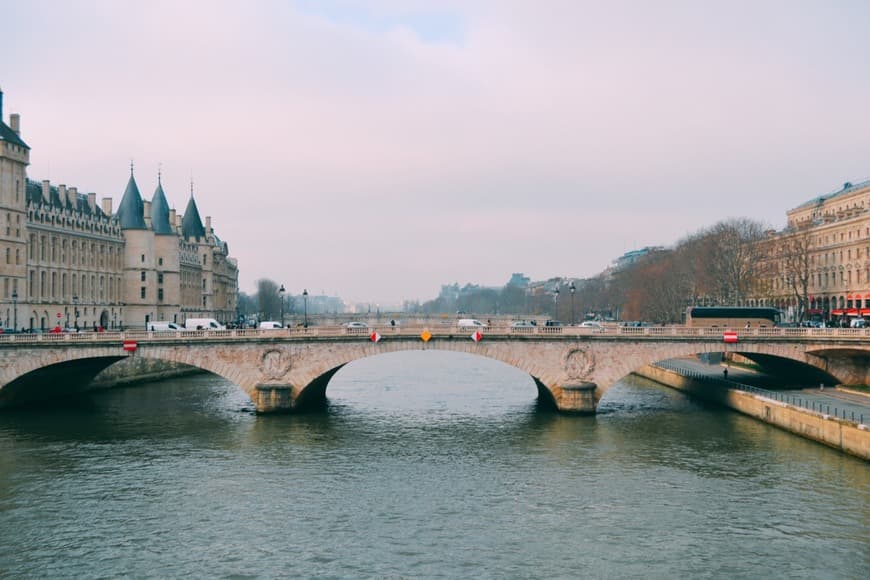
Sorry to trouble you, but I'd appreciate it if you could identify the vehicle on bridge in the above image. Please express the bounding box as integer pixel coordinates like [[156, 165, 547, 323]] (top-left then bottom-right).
[[147, 321, 182, 332], [184, 318, 226, 331], [685, 307, 781, 328], [345, 322, 368, 329], [457, 319, 487, 328], [258, 321, 284, 330]]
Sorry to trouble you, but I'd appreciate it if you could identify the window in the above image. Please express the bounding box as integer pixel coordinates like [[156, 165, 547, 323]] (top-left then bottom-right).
[[140, 287, 146, 299], [141, 254, 145, 263], [158, 288, 164, 302], [141, 271, 146, 282], [157, 272, 163, 284], [158, 257, 163, 266]]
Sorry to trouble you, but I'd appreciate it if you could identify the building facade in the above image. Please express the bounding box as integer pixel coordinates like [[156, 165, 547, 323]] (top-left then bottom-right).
[[751, 180, 870, 323], [0, 88, 238, 331]]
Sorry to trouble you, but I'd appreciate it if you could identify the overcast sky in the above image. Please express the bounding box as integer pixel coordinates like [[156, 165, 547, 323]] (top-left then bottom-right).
[[3, 0, 869, 306]]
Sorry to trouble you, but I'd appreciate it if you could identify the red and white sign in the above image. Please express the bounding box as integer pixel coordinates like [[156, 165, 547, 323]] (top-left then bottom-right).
[[370, 332, 381, 343], [123, 340, 138, 352], [56, 312, 62, 318], [723, 331, 738, 344], [470, 331, 483, 343]]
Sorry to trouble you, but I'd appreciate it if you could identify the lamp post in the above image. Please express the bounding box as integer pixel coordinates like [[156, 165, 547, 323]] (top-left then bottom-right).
[[553, 286, 560, 319], [11, 290, 17, 331], [279, 284, 285, 327], [73, 294, 79, 330], [569, 281, 576, 326], [302, 288, 308, 328]]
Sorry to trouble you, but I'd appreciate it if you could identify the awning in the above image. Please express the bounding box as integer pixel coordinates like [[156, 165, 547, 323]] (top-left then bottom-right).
[[831, 309, 844, 315]]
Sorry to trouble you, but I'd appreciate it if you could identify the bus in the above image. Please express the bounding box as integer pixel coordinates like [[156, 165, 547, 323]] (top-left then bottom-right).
[[685, 307, 781, 328]]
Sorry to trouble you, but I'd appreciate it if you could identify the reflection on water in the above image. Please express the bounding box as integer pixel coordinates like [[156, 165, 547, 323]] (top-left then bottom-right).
[[0, 351, 866, 578]]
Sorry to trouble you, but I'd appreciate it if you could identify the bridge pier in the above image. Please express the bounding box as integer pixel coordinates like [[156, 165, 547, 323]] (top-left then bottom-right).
[[556, 382, 598, 415], [255, 384, 294, 413]]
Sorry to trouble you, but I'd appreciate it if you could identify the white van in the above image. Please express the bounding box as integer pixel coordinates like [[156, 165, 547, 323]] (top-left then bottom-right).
[[850, 318, 867, 329], [184, 318, 226, 331], [457, 318, 487, 328], [147, 321, 182, 332], [258, 321, 284, 329]]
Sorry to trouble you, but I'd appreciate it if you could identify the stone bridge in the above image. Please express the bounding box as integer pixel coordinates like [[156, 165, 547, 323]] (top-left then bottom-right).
[[0, 325, 868, 413]]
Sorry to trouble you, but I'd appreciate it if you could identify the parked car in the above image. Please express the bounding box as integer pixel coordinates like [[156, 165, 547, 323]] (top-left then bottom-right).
[[510, 320, 536, 328], [345, 321, 368, 328], [544, 320, 562, 327], [148, 321, 183, 332], [457, 319, 487, 328], [579, 321, 604, 330], [258, 321, 284, 329]]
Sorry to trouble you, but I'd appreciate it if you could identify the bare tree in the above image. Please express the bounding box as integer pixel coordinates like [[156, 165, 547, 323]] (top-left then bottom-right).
[[778, 226, 813, 321], [256, 278, 282, 321], [704, 218, 768, 304]]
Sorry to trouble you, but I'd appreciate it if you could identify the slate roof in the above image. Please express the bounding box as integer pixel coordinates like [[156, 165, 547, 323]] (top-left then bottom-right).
[[181, 195, 206, 239], [791, 179, 870, 212], [25, 179, 105, 217], [150, 181, 174, 234], [0, 119, 28, 149], [115, 173, 147, 229]]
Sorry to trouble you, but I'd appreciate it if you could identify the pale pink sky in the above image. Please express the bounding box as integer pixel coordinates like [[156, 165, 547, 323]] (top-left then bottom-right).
[[3, 0, 869, 305]]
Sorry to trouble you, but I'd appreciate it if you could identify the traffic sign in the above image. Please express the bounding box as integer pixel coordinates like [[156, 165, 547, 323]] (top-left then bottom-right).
[[123, 340, 138, 352], [723, 331, 738, 343]]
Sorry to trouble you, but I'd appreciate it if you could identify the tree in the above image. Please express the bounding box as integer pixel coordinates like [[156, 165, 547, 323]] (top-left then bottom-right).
[[704, 218, 768, 305], [778, 226, 813, 321], [256, 278, 282, 321]]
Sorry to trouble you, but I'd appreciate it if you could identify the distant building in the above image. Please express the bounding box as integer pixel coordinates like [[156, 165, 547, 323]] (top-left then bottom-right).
[[506, 272, 530, 287], [0, 87, 238, 330], [613, 247, 664, 272], [752, 180, 870, 321]]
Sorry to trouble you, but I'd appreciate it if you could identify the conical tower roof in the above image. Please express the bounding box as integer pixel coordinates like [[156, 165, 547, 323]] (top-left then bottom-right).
[[151, 179, 174, 234], [116, 170, 146, 229], [181, 194, 206, 239]]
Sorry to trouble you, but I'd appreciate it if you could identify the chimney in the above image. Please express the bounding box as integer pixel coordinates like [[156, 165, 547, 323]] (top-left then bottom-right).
[[176, 213, 183, 228], [169, 208, 177, 231], [10, 114, 20, 135], [68, 186, 78, 208], [143, 200, 152, 228], [42, 180, 50, 202], [58, 184, 67, 207], [205, 216, 212, 235], [87, 192, 96, 212], [101, 197, 113, 216]]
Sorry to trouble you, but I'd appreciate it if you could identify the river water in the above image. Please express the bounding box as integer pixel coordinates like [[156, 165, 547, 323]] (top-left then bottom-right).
[[0, 351, 866, 578]]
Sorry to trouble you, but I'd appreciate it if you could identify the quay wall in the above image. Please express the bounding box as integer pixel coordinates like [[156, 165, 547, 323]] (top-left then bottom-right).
[[91, 358, 202, 388], [635, 365, 869, 461]]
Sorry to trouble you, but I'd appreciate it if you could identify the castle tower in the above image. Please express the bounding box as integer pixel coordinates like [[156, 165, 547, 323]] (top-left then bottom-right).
[[0, 87, 30, 330]]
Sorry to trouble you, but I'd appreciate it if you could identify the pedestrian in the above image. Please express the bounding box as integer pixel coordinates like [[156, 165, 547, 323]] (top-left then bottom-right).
[[745, 321, 750, 330], [723, 368, 729, 380]]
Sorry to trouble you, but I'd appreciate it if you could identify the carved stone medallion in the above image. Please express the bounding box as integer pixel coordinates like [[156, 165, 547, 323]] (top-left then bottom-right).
[[261, 349, 291, 380], [565, 348, 594, 379]]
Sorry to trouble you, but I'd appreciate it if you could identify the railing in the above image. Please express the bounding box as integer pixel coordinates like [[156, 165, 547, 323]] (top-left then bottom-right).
[[653, 360, 865, 426], [1, 324, 869, 345]]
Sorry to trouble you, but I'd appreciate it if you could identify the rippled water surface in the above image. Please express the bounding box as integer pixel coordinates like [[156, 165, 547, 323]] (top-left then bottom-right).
[[0, 351, 867, 578]]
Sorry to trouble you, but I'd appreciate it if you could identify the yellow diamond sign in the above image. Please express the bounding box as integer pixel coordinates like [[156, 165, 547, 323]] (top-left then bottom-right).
[[420, 329, 432, 342]]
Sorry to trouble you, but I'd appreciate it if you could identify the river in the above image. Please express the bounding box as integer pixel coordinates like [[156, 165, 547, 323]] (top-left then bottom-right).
[[0, 351, 866, 578]]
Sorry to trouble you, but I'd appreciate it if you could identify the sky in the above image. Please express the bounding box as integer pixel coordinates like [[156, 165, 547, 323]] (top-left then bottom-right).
[[2, 0, 869, 306]]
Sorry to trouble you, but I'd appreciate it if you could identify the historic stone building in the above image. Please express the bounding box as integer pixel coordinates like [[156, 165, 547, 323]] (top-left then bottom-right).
[[0, 88, 238, 331], [751, 180, 870, 322]]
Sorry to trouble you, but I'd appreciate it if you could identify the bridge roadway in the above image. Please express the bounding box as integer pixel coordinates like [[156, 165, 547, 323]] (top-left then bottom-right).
[[0, 325, 868, 414]]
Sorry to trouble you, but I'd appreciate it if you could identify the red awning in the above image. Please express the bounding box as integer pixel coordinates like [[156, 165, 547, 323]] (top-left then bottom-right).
[[831, 309, 844, 315], [846, 308, 860, 316]]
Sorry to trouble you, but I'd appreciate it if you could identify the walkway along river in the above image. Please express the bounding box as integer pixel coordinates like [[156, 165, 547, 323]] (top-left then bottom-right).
[[0, 351, 866, 577]]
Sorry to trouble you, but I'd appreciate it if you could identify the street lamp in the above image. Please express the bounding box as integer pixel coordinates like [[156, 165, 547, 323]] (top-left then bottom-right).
[[73, 294, 79, 330], [278, 284, 285, 327], [302, 288, 308, 328], [553, 286, 560, 319], [569, 281, 576, 326], [11, 290, 17, 331]]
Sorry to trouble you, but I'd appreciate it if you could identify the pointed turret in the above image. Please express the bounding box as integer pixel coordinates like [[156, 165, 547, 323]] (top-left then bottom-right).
[[115, 166, 146, 229], [181, 194, 206, 239], [150, 174, 174, 234]]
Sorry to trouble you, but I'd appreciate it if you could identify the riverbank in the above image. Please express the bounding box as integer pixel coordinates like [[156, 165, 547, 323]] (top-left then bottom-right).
[[634, 362, 870, 460], [90, 358, 203, 389]]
